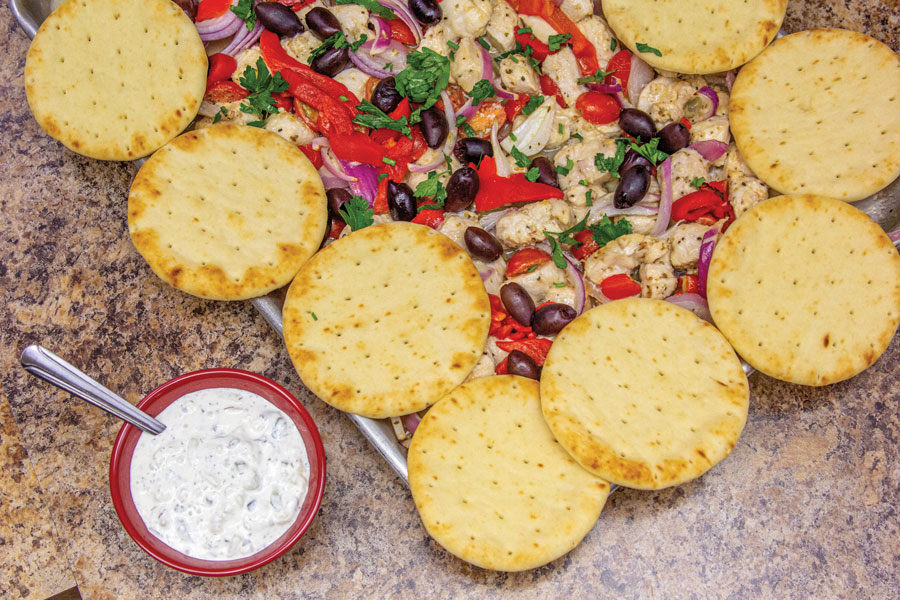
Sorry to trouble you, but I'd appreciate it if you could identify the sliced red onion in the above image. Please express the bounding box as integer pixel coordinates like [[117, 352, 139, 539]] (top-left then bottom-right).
[[479, 208, 512, 231], [888, 229, 900, 246], [491, 122, 512, 177], [479, 267, 495, 282], [311, 136, 329, 149], [626, 53, 655, 105], [410, 154, 447, 172], [322, 148, 357, 182], [651, 157, 673, 236], [725, 70, 736, 91], [616, 91, 634, 109], [321, 174, 351, 190], [369, 16, 392, 55], [493, 82, 516, 100], [588, 202, 659, 220], [584, 277, 611, 304], [196, 8, 242, 41], [561, 252, 586, 315], [665, 293, 712, 322], [480, 45, 493, 81], [352, 40, 408, 78], [695, 86, 719, 121], [440, 90, 458, 155], [378, 0, 422, 44], [586, 82, 622, 94], [222, 20, 262, 56], [456, 97, 476, 120], [197, 100, 221, 117], [688, 140, 729, 162], [697, 227, 718, 297], [343, 161, 380, 205], [402, 413, 422, 436]]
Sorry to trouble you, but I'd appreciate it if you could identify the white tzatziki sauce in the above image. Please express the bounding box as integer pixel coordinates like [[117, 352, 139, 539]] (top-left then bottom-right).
[[129, 388, 309, 561]]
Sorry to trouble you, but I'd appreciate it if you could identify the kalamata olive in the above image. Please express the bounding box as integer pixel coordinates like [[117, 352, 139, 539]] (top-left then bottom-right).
[[310, 47, 349, 78], [614, 164, 651, 208], [464, 227, 502, 262], [320, 213, 332, 248], [388, 181, 416, 222], [507, 350, 541, 380], [656, 122, 691, 154], [500, 282, 536, 327], [617, 149, 653, 177], [408, 0, 442, 25], [173, 0, 198, 21], [532, 303, 577, 335], [326, 188, 352, 217], [371, 77, 402, 114], [419, 105, 449, 149], [530, 156, 559, 188], [305, 7, 342, 39], [453, 137, 493, 166], [618, 108, 656, 141], [444, 167, 479, 212], [256, 2, 304, 36]]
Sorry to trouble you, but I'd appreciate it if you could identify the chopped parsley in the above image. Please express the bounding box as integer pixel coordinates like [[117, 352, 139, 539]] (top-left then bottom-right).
[[543, 213, 590, 269], [558, 123, 564, 135], [477, 36, 491, 50], [571, 132, 584, 141], [382, 157, 396, 166], [213, 106, 228, 123], [336, 0, 395, 19], [577, 69, 616, 85], [522, 95, 545, 115], [543, 214, 631, 266], [353, 100, 411, 136], [594, 138, 629, 175], [629, 137, 669, 165], [378, 172, 389, 182], [339, 195, 374, 231], [636, 42, 662, 57], [610, 38, 617, 51], [588, 215, 632, 248], [468, 79, 496, 105], [516, 27, 533, 35], [455, 114, 467, 126], [553, 282, 567, 288], [414, 169, 450, 211], [310, 312, 318, 321], [555, 158, 574, 176], [509, 132, 517, 142], [338, 95, 349, 101], [230, 0, 255, 31], [447, 40, 459, 51], [547, 33, 572, 52], [461, 122, 477, 137], [238, 58, 289, 127], [525, 167, 541, 182], [585, 189, 593, 206], [395, 48, 451, 124], [496, 41, 542, 73], [690, 177, 707, 189], [308, 32, 367, 64], [510, 146, 531, 168]]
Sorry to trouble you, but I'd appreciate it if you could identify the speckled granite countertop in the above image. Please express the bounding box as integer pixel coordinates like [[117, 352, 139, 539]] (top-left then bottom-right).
[[2, 2, 899, 599]]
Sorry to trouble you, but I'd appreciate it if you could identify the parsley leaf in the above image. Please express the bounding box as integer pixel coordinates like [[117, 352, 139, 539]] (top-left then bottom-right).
[[555, 158, 574, 175], [310, 312, 318, 321], [395, 48, 451, 124], [610, 38, 617, 51], [525, 167, 541, 182], [594, 138, 629, 175], [336, 0, 395, 19], [468, 79, 496, 105], [308, 32, 367, 64], [571, 132, 584, 141], [547, 33, 572, 52], [238, 58, 288, 125], [587, 215, 632, 248], [585, 189, 593, 206], [477, 36, 491, 50], [522, 95, 545, 115], [576, 69, 616, 85], [510, 146, 531, 168], [636, 42, 662, 57], [230, 0, 256, 30], [690, 177, 706, 189], [455, 114, 467, 126], [629, 138, 669, 165], [447, 40, 459, 51], [517, 27, 533, 35], [213, 106, 228, 123], [553, 281, 567, 288], [353, 100, 411, 135], [461, 122, 476, 137], [339, 196, 375, 231], [414, 170, 450, 212], [543, 213, 591, 268]]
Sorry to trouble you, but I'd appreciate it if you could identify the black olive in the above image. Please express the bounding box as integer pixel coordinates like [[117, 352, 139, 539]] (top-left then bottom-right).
[[500, 283, 536, 327], [326, 188, 352, 217], [530, 156, 559, 188], [371, 77, 403, 114], [617, 149, 653, 177], [305, 7, 342, 39], [173, 0, 198, 21], [656, 122, 691, 154], [320, 212, 332, 248], [507, 350, 540, 380], [444, 167, 479, 212], [310, 47, 349, 78], [388, 181, 416, 221], [464, 227, 502, 262], [614, 164, 651, 208], [419, 105, 449, 149], [408, 0, 442, 25], [453, 137, 493, 166], [618, 108, 656, 141], [256, 2, 304, 36], [532, 303, 577, 335]]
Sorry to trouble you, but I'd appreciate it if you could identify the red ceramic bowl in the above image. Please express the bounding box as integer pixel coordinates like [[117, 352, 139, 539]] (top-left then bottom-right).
[[109, 369, 326, 576]]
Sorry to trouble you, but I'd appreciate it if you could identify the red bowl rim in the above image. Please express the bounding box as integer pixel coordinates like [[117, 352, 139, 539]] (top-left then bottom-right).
[[108, 368, 326, 576]]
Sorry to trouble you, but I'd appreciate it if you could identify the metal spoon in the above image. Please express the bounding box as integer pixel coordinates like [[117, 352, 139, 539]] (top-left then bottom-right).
[[20, 344, 166, 435]]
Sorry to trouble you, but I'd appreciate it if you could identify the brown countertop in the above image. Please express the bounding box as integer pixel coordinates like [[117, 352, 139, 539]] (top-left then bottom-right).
[[2, 1, 899, 598]]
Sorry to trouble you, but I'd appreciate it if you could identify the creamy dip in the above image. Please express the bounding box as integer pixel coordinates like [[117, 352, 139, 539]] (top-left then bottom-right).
[[130, 388, 309, 561]]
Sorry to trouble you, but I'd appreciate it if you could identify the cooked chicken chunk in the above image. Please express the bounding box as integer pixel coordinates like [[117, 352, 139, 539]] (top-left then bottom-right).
[[264, 112, 316, 145], [668, 149, 710, 201], [499, 56, 541, 95], [668, 222, 712, 269], [442, 0, 493, 39], [637, 77, 697, 127], [495, 199, 574, 247], [542, 49, 587, 107], [583, 233, 669, 284], [639, 263, 677, 299], [508, 260, 566, 302], [450, 37, 484, 93], [725, 144, 768, 216], [485, 0, 517, 51]]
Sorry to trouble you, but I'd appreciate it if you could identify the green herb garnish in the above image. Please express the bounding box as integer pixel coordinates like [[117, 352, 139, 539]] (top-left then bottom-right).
[[477, 36, 491, 50], [468, 79, 496, 105], [238, 58, 289, 126], [594, 138, 629, 175], [447, 40, 459, 51], [587, 215, 632, 247], [310, 312, 318, 321], [558, 123, 564, 135], [395, 48, 451, 124], [553, 282, 567, 288], [585, 189, 593, 206], [525, 167, 541, 182], [555, 158, 574, 176], [629, 137, 669, 165], [517, 27, 533, 35], [378, 172, 389, 182], [636, 42, 662, 57], [547, 33, 572, 52], [308, 32, 367, 64], [382, 157, 397, 166], [461, 122, 476, 137], [230, 0, 255, 30], [543, 213, 590, 269], [522, 95, 544, 115], [213, 106, 228, 123], [510, 146, 531, 168], [414, 169, 450, 211], [576, 69, 615, 85], [339, 195, 374, 231], [338, 95, 349, 102], [336, 0, 395, 19], [571, 132, 584, 141], [610, 39, 617, 51], [690, 177, 706, 189], [353, 100, 411, 136]]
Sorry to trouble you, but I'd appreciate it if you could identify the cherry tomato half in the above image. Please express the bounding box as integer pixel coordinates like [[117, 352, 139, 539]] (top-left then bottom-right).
[[599, 273, 641, 300], [575, 91, 620, 125], [204, 80, 249, 103], [506, 248, 552, 277]]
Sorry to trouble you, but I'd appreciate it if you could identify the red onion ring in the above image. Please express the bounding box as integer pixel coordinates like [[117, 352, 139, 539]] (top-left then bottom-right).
[[695, 86, 719, 121], [665, 293, 712, 322], [725, 70, 736, 92], [196, 4, 241, 40], [493, 82, 516, 100], [369, 16, 392, 55], [321, 175, 351, 190], [480, 45, 493, 81], [402, 413, 422, 436], [651, 157, 673, 236], [586, 82, 622, 94], [456, 97, 476, 120], [889, 229, 900, 246], [351, 40, 408, 78], [321, 148, 357, 182], [222, 20, 261, 56], [561, 252, 587, 315], [440, 89, 458, 154], [491, 122, 512, 177], [377, 0, 422, 44], [343, 162, 380, 204], [688, 140, 729, 162], [626, 53, 655, 105], [697, 227, 718, 297], [409, 155, 447, 172]]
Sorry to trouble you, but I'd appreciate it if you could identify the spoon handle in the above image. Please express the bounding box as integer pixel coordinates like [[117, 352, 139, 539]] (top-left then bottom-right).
[[20, 345, 166, 435]]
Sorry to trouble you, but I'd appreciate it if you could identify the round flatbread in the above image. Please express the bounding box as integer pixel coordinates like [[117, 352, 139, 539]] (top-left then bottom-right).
[[708, 195, 900, 386], [24, 0, 207, 160], [128, 124, 327, 300], [408, 376, 609, 571], [601, 0, 785, 74], [730, 29, 900, 202], [282, 222, 490, 418], [541, 298, 749, 490]]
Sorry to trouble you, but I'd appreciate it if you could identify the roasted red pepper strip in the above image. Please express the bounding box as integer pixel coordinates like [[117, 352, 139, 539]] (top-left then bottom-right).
[[675, 274, 699, 295], [507, 0, 599, 76], [207, 53, 237, 86], [505, 94, 529, 121], [371, 98, 412, 144], [497, 338, 553, 366], [514, 31, 550, 61], [488, 294, 535, 340], [605, 49, 631, 88], [204, 80, 248, 103], [374, 177, 390, 215], [329, 131, 385, 165], [671, 181, 734, 229], [298, 144, 323, 169], [281, 70, 354, 136], [571, 229, 599, 260], [412, 209, 445, 228], [600, 273, 641, 300], [196, 0, 231, 21], [506, 248, 552, 277], [474, 157, 564, 211], [539, 74, 567, 108], [272, 91, 293, 112]]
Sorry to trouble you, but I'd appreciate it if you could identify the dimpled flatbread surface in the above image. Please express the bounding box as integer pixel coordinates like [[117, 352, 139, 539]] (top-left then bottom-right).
[[540, 299, 749, 490], [24, 0, 207, 160], [601, 0, 785, 74], [707, 195, 900, 386], [128, 124, 327, 300], [282, 222, 490, 419], [408, 376, 609, 572], [730, 29, 900, 202]]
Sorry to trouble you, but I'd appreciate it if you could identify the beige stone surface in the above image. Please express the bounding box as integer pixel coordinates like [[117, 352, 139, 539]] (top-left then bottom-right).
[[1, 1, 899, 599]]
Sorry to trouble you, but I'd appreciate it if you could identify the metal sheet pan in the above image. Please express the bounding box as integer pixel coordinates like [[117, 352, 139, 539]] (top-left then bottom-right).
[[11, 0, 900, 489]]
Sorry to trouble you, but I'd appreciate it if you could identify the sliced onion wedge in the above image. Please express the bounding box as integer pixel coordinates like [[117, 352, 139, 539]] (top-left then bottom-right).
[[626, 53, 655, 105], [651, 157, 673, 236], [500, 101, 555, 156], [491, 121, 512, 177], [697, 227, 718, 297], [562, 252, 586, 315], [665, 293, 712, 322], [688, 140, 728, 162]]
